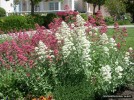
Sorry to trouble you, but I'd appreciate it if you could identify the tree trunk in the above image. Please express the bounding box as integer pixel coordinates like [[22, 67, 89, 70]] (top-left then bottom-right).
[[30, 0, 35, 15], [93, 4, 96, 15]]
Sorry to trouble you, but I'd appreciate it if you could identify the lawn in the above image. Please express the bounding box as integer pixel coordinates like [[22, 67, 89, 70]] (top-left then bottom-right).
[[107, 27, 134, 50]]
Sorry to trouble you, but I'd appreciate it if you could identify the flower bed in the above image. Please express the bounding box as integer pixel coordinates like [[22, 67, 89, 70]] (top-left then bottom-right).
[[0, 13, 133, 100]]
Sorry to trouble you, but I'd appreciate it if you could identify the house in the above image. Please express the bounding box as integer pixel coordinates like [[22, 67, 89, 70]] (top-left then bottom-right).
[[0, 0, 109, 16], [0, 0, 14, 15], [0, 0, 20, 15]]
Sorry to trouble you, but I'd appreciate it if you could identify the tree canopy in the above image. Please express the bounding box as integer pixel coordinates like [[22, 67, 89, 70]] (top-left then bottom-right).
[[105, 0, 126, 16]]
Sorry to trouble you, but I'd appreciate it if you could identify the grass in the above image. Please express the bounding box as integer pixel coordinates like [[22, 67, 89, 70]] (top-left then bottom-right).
[[107, 28, 134, 50]]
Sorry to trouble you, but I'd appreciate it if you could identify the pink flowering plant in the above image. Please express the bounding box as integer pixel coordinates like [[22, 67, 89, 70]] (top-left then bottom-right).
[[0, 25, 60, 98], [0, 13, 133, 99]]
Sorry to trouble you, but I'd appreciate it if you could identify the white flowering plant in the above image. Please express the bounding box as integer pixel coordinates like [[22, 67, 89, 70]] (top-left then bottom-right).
[[54, 14, 134, 96], [0, 14, 133, 99]]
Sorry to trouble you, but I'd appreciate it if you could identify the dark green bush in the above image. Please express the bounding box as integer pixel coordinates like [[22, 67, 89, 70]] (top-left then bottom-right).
[[43, 13, 58, 28], [105, 16, 114, 25], [0, 15, 35, 33], [30, 14, 45, 26], [0, 7, 6, 17]]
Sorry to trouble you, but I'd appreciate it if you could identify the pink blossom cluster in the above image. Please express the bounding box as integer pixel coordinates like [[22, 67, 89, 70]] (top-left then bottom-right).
[[56, 5, 78, 24], [0, 25, 59, 69], [88, 10, 107, 34]]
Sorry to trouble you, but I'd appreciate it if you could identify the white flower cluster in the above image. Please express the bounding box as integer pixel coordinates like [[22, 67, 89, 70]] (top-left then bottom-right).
[[124, 52, 130, 65], [35, 41, 54, 62], [55, 21, 71, 40], [76, 14, 86, 26], [79, 34, 91, 67], [62, 38, 75, 58], [129, 47, 133, 52], [115, 66, 123, 79], [75, 15, 91, 67], [100, 65, 112, 82], [56, 21, 75, 58], [103, 46, 109, 55], [100, 33, 109, 44]]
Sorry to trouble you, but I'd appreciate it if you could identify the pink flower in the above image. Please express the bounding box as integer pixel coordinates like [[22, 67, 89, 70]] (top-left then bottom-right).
[[17, 54, 28, 62]]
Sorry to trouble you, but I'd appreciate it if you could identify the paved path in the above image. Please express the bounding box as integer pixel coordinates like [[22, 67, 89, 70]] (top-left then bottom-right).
[[108, 25, 134, 28]]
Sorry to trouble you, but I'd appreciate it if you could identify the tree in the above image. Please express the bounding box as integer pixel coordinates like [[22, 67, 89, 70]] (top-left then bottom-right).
[[84, 0, 106, 14], [30, 0, 42, 15], [105, 0, 126, 17], [124, 0, 134, 22], [97, 0, 106, 10]]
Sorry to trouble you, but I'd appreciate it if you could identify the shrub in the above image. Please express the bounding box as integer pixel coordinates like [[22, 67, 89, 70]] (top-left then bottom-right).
[[0, 14, 133, 99], [0, 15, 35, 33], [43, 13, 58, 28], [0, 7, 6, 17], [105, 16, 114, 25], [30, 14, 45, 26]]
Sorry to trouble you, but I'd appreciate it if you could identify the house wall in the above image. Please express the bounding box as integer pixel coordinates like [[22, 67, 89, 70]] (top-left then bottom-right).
[[74, 0, 86, 12], [19, 0, 110, 16], [0, 0, 14, 14]]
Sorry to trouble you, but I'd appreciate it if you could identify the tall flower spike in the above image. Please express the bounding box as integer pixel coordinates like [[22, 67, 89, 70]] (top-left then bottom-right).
[[100, 33, 109, 44], [76, 14, 86, 26], [35, 41, 48, 62]]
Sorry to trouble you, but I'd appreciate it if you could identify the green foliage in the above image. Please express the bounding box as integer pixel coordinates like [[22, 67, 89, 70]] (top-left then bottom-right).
[[32, 14, 45, 26], [105, 13, 132, 25], [53, 80, 94, 100], [117, 20, 131, 25], [26, 14, 45, 26], [105, 0, 126, 16], [0, 69, 24, 99], [43, 13, 58, 28], [0, 63, 58, 99], [80, 13, 88, 21], [0, 7, 6, 17], [105, 16, 114, 25], [0, 15, 35, 33]]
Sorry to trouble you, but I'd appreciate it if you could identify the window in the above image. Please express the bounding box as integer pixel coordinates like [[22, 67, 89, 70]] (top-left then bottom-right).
[[49, 2, 59, 10]]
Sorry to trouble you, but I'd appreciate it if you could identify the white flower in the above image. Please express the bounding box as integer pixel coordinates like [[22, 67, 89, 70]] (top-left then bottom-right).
[[103, 46, 109, 55], [89, 31, 92, 36], [76, 14, 86, 26], [115, 66, 123, 73], [35, 40, 54, 62], [115, 61, 119, 65], [124, 52, 130, 64], [100, 33, 109, 44], [94, 32, 98, 35], [93, 27, 98, 32], [129, 47, 133, 51], [103, 46, 109, 52], [109, 38, 116, 47], [125, 52, 130, 57], [100, 65, 112, 82], [115, 66, 123, 79]]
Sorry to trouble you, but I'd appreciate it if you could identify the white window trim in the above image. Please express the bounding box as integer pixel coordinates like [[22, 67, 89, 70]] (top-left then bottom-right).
[[49, 1, 59, 10]]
